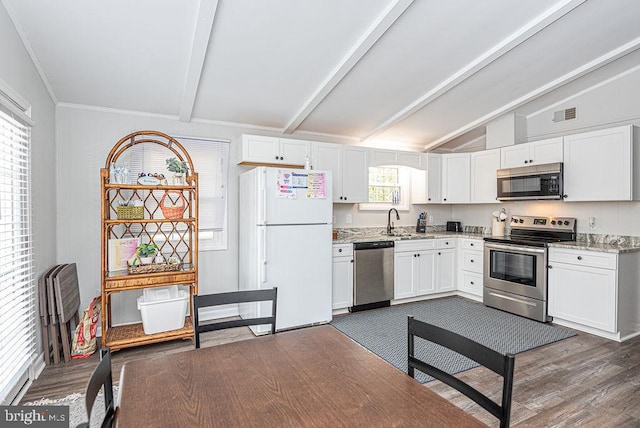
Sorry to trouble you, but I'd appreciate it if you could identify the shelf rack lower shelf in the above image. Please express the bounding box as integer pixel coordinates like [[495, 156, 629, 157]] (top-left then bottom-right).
[[104, 316, 193, 352]]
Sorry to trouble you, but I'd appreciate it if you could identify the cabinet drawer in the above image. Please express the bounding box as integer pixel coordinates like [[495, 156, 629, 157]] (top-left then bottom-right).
[[459, 271, 483, 297], [394, 239, 436, 253], [549, 248, 617, 270], [460, 238, 483, 251], [461, 250, 483, 273], [436, 238, 456, 249], [332, 244, 353, 258]]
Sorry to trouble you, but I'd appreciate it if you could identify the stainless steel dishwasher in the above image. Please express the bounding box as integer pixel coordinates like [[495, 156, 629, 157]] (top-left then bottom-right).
[[350, 241, 394, 312]]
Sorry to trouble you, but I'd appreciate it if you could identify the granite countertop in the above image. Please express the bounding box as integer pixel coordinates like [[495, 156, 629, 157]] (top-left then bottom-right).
[[548, 240, 640, 254], [334, 227, 640, 254], [333, 226, 487, 244]]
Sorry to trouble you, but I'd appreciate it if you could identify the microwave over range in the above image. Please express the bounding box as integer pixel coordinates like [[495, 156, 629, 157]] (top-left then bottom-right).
[[497, 162, 564, 201]]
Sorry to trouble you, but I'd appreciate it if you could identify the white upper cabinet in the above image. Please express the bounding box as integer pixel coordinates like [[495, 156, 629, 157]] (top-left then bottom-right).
[[563, 125, 639, 201], [370, 149, 397, 167], [500, 137, 563, 168], [239, 134, 310, 166], [441, 153, 470, 203], [412, 153, 441, 204], [342, 146, 369, 203], [369, 148, 421, 169], [470, 148, 500, 203], [312, 142, 368, 203]]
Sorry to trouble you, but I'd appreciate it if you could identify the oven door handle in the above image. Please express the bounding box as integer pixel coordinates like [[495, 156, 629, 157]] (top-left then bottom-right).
[[485, 242, 546, 255]]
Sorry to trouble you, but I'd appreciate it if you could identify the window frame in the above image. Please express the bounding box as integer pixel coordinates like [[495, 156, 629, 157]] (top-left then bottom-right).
[[359, 165, 411, 211]]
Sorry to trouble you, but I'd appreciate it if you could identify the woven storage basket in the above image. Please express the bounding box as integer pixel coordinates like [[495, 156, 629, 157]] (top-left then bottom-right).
[[128, 263, 181, 274], [160, 191, 187, 219], [117, 205, 144, 220]]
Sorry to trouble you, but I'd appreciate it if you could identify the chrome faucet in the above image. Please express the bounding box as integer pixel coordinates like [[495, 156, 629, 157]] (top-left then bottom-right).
[[387, 208, 400, 235]]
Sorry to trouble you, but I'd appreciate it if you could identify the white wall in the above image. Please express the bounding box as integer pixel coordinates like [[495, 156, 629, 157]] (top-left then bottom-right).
[[452, 201, 640, 237], [333, 203, 451, 229], [0, 4, 57, 351], [527, 63, 640, 141], [56, 105, 359, 324], [57, 106, 243, 324]]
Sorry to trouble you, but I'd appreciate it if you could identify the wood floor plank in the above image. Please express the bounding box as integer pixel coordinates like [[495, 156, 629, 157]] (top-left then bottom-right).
[[19, 322, 640, 427]]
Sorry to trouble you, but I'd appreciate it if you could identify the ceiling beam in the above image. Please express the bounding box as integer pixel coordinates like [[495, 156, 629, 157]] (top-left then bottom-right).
[[179, 0, 219, 123], [423, 36, 640, 151], [362, 0, 586, 142], [282, 0, 414, 134]]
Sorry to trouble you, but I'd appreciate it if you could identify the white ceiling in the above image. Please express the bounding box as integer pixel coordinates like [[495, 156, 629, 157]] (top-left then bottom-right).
[[4, 0, 640, 151]]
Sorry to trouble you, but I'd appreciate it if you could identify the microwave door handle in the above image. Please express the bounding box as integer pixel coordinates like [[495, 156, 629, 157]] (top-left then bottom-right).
[[485, 243, 546, 255]]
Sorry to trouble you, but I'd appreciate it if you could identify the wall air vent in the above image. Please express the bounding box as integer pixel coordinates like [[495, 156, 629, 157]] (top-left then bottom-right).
[[553, 107, 577, 123]]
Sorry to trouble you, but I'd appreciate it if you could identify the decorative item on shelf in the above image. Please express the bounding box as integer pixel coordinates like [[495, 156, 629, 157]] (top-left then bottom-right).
[[128, 263, 181, 274], [160, 191, 187, 219], [137, 172, 165, 186], [166, 157, 189, 185], [116, 199, 144, 220], [136, 242, 158, 265], [110, 162, 130, 184], [492, 208, 507, 237]]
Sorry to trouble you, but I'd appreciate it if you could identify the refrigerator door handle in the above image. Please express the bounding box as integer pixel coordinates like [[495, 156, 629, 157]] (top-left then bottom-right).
[[260, 228, 267, 283], [259, 169, 267, 225]]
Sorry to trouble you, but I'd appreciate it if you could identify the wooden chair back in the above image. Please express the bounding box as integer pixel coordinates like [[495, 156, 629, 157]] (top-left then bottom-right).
[[77, 348, 115, 428], [407, 316, 515, 428], [193, 288, 278, 348]]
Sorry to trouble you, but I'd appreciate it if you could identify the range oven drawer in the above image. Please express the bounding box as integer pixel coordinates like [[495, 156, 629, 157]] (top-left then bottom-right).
[[483, 287, 548, 323]]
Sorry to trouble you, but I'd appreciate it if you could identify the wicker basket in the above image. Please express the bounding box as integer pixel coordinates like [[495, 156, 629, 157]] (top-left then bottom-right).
[[160, 191, 187, 220], [117, 206, 144, 220], [128, 263, 181, 274]]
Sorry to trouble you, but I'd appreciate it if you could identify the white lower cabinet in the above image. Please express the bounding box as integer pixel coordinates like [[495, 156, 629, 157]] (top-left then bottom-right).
[[548, 247, 640, 341], [435, 242, 456, 292], [332, 244, 353, 310], [548, 259, 617, 332], [394, 239, 455, 299], [457, 238, 483, 298]]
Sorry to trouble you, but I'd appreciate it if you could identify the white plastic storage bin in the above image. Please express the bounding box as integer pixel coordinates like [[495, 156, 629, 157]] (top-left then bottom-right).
[[137, 286, 189, 335]]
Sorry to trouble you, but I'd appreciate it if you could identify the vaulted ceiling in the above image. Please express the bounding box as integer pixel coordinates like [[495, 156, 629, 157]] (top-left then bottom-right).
[[4, 0, 640, 151]]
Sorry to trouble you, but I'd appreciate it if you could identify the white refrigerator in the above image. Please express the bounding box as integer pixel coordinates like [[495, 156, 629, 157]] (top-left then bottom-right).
[[239, 167, 333, 333]]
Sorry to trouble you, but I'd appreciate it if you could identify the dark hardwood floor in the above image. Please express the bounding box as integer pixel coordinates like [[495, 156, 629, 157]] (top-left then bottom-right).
[[21, 323, 640, 427]]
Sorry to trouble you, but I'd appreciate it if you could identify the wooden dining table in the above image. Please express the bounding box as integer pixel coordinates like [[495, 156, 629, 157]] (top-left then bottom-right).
[[116, 325, 485, 427]]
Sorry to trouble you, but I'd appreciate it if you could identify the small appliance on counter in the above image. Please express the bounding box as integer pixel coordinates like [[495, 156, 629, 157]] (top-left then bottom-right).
[[416, 211, 427, 233], [446, 221, 462, 232]]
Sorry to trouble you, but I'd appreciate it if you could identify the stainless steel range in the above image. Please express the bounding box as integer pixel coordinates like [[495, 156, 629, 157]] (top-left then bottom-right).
[[483, 215, 576, 322]]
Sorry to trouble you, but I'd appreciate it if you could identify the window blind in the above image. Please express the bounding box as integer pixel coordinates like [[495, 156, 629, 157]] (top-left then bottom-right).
[[125, 136, 229, 250], [0, 103, 34, 404]]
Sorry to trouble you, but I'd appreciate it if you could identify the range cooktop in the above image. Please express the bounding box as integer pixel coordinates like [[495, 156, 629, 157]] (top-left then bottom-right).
[[484, 215, 577, 247]]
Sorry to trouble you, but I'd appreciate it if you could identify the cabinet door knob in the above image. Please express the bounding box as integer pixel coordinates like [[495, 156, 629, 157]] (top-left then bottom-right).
[[470, 259, 474, 263], [524, 160, 528, 164], [344, 197, 347, 201], [438, 252, 441, 255], [470, 281, 474, 285], [428, 198, 431, 201], [280, 156, 284, 160], [443, 198, 447, 201], [414, 254, 417, 257], [275, 155, 279, 160], [339, 196, 343, 200], [338, 248, 342, 253], [417, 253, 420, 257], [350, 259, 354, 263], [530, 159, 533, 163], [470, 243, 474, 246], [548, 265, 553, 269], [577, 256, 582, 260]]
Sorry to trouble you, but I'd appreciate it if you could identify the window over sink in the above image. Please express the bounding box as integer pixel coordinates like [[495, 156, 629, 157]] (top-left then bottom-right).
[[360, 166, 410, 211]]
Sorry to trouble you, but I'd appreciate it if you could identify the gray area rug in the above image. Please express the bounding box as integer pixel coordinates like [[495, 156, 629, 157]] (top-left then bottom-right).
[[23, 387, 117, 428], [331, 296, 575, 383]]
